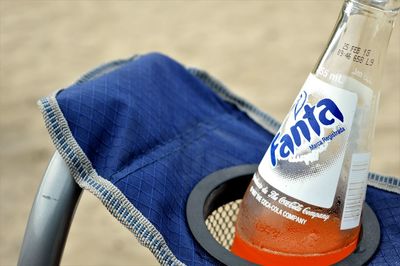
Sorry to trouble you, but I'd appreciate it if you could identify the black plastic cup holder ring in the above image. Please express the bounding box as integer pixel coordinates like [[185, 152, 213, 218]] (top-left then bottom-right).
[[186, 164, 381, 266]]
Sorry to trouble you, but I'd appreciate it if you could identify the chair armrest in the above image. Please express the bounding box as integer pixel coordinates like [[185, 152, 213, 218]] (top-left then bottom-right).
[[18, 151, 82, 266]]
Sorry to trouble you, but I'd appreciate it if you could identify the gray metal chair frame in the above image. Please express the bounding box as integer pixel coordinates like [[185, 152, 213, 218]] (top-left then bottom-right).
[[18, 152, 82, 266]]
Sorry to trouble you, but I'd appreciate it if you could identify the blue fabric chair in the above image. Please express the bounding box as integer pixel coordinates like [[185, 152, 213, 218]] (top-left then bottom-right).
[[19, 53, 400, 265]]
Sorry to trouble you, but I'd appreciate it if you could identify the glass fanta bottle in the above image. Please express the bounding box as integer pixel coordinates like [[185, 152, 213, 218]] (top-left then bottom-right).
[[231, 0, 399, 265]]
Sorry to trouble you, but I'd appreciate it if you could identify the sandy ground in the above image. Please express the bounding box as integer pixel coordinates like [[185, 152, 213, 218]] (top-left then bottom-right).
[[0, 1, 398, 265]]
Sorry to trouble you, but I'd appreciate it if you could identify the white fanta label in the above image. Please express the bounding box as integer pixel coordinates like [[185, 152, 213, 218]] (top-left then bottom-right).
[[259, 74, 358, 208]]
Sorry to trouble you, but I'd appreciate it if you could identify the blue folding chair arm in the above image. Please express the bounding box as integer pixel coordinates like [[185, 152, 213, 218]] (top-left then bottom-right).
[[18, 151, 82, 266]]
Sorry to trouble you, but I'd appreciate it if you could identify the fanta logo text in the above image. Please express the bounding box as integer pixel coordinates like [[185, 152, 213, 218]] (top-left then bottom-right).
[[270, 97, 344, 167]]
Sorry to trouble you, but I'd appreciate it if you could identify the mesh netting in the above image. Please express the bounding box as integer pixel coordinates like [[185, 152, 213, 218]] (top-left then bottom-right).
[[204, 199, 242, 249]]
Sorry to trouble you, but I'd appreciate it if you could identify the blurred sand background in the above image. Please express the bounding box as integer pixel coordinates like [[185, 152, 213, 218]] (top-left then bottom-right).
[[0, 1, 398, 265]]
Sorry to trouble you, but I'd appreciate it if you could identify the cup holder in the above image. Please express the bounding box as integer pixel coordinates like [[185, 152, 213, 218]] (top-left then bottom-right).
[[186, 164, 380, 266]]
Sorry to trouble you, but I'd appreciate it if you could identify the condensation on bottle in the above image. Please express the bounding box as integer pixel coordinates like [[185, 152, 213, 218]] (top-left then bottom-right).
[[231, 1, 400, 265]]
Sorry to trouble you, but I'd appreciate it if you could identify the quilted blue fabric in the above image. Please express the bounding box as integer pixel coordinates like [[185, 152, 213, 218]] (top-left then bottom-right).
[[48, 53, 399, 265], [366, 187, 400, 266]]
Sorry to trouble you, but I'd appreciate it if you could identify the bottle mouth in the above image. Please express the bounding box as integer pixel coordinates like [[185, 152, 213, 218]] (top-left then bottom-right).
[[350, 0, 400, 13]]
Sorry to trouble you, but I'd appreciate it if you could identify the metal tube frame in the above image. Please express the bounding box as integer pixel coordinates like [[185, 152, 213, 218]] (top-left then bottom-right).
[[18, 151, 82, 266]]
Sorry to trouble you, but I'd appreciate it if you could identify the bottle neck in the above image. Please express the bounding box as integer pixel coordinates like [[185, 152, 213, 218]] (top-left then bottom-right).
[[314, 0, 399, 90]]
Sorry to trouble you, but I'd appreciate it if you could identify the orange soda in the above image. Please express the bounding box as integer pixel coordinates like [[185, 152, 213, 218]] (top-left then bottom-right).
[[230, 0, 400, 264]]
